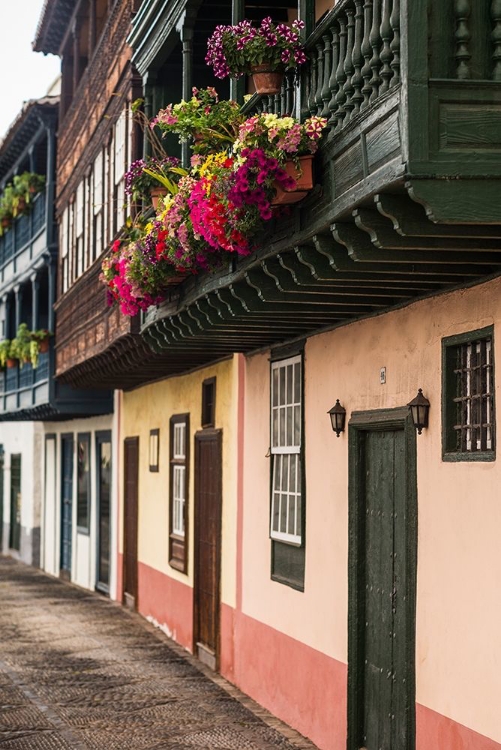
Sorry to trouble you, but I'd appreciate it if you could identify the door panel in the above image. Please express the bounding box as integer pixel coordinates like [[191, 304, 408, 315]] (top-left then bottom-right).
[[9, 454, 21, 551], [348, 411, 417, 750], [123, 437, 139, 608], [96, 433, 112, 594], [194, 430, 222, 669], [60, 436, 74, 577]]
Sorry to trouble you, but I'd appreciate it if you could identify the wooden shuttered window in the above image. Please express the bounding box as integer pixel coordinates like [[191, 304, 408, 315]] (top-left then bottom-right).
[[169, 414, 189, 572], [270, 351, 305, 591], [270, 355, 302, 545]]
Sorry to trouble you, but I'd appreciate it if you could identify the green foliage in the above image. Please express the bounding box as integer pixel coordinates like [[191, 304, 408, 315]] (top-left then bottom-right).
[[0, 340, 11, 368], [0, 172, 46, 236]]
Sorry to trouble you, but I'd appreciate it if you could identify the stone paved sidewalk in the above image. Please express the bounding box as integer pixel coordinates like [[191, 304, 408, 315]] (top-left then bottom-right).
[[0, 558, 318, 750]]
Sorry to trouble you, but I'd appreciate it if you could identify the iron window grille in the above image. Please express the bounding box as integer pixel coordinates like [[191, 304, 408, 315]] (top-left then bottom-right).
[[443, 328, 495, 460]]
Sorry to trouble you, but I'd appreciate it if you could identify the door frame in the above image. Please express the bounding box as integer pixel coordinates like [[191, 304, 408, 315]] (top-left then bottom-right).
[[123, 436, 139, 608], [347, 407, 417, 750], [60, 433, 74, 580], [95, 430, 112, 595], [193, 428, 222, 670]]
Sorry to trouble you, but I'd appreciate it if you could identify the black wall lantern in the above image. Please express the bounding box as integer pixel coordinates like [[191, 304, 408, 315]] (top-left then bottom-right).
[[328, 400, 347, 437], [408, 389, 430, 435]]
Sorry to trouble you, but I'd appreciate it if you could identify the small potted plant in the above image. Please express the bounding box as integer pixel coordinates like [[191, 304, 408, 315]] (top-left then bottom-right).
[[10, 324, 33, 369], [125, 156, 183, 209], [152, 88, 244, 154], [0, 340, 13, 368], [233, 113, 327, 203], [30, 328, 52, 354], [206, 18, 307, 94]]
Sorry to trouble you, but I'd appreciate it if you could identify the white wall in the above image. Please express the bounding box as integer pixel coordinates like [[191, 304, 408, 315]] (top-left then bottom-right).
[[0, 421, 43, 564], [42, 414, 113, 593]]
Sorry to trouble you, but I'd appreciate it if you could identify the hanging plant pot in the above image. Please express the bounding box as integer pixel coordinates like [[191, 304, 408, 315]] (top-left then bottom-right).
[[39, 338, 49, 354], [6, 358, 16, 369], [150, 187, 168, 210], [271, 155, 314, 206], [250, 65, 284, 95]]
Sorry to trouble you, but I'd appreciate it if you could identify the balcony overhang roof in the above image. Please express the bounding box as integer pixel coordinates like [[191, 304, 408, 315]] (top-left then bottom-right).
[[33, 0, 74, 55], [0, 97, 59, 180]]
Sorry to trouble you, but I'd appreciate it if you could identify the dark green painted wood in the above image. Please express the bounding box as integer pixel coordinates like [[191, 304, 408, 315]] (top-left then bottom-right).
[[354, 208, 501, 251], [441, 325, 496, 462], [376, 194, 501, 239], [9, 454, 21, 552], [348, 407, 417, 750]]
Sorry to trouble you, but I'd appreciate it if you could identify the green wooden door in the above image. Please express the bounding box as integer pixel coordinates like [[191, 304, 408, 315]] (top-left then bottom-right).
[[348, 410, 417, 750], [9, 454, 21, 551]]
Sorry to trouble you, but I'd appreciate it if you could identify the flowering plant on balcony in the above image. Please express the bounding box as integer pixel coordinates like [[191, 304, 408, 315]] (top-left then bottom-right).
[[206, 18, 306, 79], [234, 114, 327, 164], [124, 156, 181, 202], [152, 88, 244, 153]]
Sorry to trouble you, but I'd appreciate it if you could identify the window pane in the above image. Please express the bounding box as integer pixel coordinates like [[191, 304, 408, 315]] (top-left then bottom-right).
[[279, 366, 286, 406], [272, 367, 279, 406], [294, 362, 301, 402], [286, 364, 293, 403], [77, 435, 91, 531]]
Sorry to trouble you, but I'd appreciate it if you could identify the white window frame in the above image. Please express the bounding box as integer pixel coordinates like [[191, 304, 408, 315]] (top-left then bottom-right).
[[172, 420, 187, 538], [270, 354, 302, 545]]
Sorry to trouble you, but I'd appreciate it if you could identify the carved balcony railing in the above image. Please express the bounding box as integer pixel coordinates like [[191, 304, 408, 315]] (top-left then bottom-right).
[[0, 192, 47, 278], [139, 0, 501, 373]]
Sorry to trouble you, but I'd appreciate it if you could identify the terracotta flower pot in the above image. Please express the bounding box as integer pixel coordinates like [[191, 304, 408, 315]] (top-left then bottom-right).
[[250, 65, 284, 95], [1, 217, 11, 229], [17, 197, 27, 213], [39, 338, 49, 354], [150, 187, 168, 210], [272, 155, 314, 206], [6, 358, 16, 369]]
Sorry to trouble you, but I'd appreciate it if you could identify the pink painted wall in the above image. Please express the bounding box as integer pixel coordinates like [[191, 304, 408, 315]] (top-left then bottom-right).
[[240, 275, 501, 748]]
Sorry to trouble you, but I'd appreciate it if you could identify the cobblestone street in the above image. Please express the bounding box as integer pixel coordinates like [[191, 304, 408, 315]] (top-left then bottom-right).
[[0, 558, 317, 750]]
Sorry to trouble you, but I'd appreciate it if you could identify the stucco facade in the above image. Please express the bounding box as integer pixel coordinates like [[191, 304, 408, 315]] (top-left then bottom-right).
[[42, 412, 116, 594], [118, 356, 240, 658], [0, 422, 44, 566], [236, 275, 501, 750]]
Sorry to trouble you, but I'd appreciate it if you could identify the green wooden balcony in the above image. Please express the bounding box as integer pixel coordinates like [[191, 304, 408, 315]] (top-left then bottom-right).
[[137, 0, 501, 372]]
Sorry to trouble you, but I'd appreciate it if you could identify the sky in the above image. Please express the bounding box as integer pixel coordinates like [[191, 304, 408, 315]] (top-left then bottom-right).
[[0, 1, 61, 140]]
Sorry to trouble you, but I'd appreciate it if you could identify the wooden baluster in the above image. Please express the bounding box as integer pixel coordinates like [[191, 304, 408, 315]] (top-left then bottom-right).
[[321, 33, 333, 118], [343, 8, 356, 119], [335, 16, 348, 128], [379, 0, 393, 93], [286, 71, 294, 115], [455, 0, 471, 79], [492, 0, 501, 80], [390, 0, 400, 86], [369, 0, 382, 102], [308, 47, 318, 115], [280, 79, 286, 116], [351, 0, 364, 117], [361, 0, 373, 109], [328, 25, 340, 129], [274, 91, 281, 116], [315, 41, 325, 114]]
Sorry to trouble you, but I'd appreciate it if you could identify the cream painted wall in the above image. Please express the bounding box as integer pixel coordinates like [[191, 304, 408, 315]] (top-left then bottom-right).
[[242, 276, 501, 743], [120, 356, 239, 608]]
